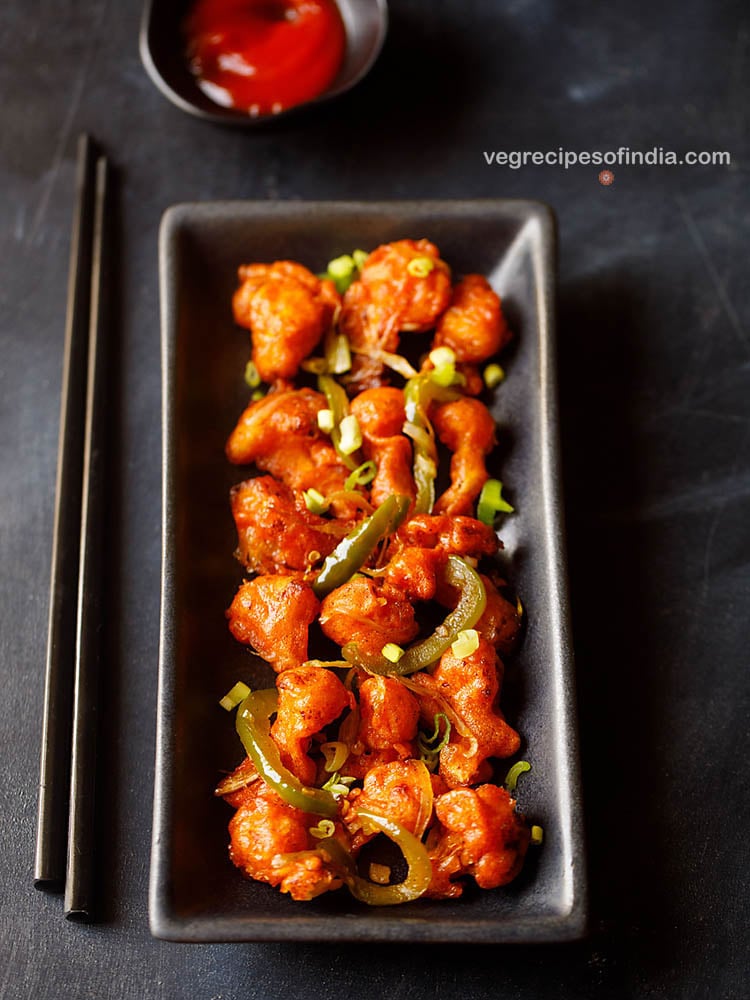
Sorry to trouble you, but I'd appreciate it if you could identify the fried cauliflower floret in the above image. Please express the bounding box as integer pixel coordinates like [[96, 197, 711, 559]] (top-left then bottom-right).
[[230, 476, 347, 575], [227, 780, 345, 900], [432, 274, 511, 364], [397, 513, 499, 560], [226, 575, 320, 671], [271, 665, 353, 786], [426, 785, 529, 898], [475, 575, 522, 655], [432, 397, 496, 516], [319, 575, 419, 660], [233, 261, 340, 384], [344, 759, 434, 851], [349, 387, 416, 507], [357, 675, 420, 756], [408, 637, 520, 787], [341, 240, 452, 388], [382, 545, 448, 602], [226, 388, 354, 509]]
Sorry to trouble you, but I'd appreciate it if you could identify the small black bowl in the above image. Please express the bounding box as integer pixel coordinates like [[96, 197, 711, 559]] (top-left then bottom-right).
[[139, 0, 388, 126]]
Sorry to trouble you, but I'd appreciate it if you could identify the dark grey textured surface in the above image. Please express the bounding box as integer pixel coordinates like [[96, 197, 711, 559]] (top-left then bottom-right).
[[1, 0, 748, 996]]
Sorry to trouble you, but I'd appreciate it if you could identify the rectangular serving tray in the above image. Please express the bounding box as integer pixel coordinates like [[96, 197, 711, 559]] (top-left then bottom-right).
[[150, 200, 587, 942]]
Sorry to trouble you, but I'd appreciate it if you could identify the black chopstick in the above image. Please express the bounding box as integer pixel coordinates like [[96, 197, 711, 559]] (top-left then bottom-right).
[[65, 154, 110, 921], [35, 134, 96, 892]]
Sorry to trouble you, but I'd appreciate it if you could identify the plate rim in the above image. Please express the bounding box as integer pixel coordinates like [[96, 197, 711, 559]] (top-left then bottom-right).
[[150, 198, 588, 943]]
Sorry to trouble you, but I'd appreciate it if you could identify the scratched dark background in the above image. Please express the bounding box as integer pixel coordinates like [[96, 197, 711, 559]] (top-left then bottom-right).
[[1, 0, 748, 997]]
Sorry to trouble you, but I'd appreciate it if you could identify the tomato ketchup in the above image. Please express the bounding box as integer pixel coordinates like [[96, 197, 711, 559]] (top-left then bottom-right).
[[184, 0, 346, 116]]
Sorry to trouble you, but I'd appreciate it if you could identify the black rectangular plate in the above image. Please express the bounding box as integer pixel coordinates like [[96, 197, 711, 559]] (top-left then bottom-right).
[[150, 200, 587, 942]]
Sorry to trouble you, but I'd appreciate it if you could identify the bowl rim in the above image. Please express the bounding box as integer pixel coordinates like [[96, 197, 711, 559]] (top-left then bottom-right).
[[138, 0, 389, 126]]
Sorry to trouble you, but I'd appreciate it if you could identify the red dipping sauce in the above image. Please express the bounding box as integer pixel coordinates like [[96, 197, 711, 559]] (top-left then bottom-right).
[[184, 0, 346, 117]]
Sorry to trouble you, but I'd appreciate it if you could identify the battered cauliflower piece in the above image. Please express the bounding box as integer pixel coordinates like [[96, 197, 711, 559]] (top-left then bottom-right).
[[340, 239, 452, 388], [230, 476, 348, 575], [397, 513, 499, 560], [426, 784, 530, 898], [475, 575, 522, 655], [432, 274, 511, 364], [233, 261, 340, 384], [349, 387, 416, 507], [226, 575, 320, 671], [271, 665, 353, 786], [227, 780, 346, 900], [345, 759, 435, 851], [408, 637, 520, 787], [319, 575, 419, 660], [432, 397, 496, 516], [226, 388, 353, 508], [356, 675, 420, 757], [382, 545, 448, 602]]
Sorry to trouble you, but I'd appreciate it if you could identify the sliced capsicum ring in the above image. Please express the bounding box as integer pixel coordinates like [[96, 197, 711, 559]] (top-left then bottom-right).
[[235, 688, 338, 817]]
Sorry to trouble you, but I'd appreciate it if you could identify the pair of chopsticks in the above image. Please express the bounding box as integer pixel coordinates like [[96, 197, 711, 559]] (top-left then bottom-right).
[[34, 134, 110, 921]]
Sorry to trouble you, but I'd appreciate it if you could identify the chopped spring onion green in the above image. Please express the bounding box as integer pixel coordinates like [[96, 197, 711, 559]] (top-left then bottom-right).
[[450, 628, 480, 659], [352, 345, 419, 379], [429, 346, 456, 368], [251, 388, 266, 402], [483, 363, 505, 388], [317, 408, 335, 433], [381, 643, 405, 663], [318, 374, 360, 469], [309, 819, 336, 840], [244, 360, 261, 388], [327, 254, 356, 280], [324, 329, 352, 374], [345, 460, 377, 491], [417, 713, 451, 769], [219, 681, 251, 712], [320, 741, 349, 773], [319, 251, 367, 294], [352, 249, 369, 270], [407, 256, 436, 277], [338, 414, 363, 455], [303, 488, 329, 515], [322, 771, 356, 797], [531, 824, 544, 845], [477, 478, 515, 525], [504, 760, 531, 792]]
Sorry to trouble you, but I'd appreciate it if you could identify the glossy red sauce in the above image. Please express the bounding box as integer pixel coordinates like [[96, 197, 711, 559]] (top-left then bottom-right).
[[184, 0, 346, 116]]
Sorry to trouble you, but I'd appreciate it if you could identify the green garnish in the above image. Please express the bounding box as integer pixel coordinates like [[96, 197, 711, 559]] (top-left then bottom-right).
[[244, 360, 261, 388], [338, 414, 363, 456], [303, 488, 329, 515], [309, 819, 336, 840], [219, 681, 251, 712], [504, 760, 531, 792], [477, 478, 514, 525], [407, 256, 435, 277], [450, 628, 480, 659], [345, 460, 377, 491], [417, 713, 451, 770], [381, 643, 405, 663], [483, 363, 505, 388]]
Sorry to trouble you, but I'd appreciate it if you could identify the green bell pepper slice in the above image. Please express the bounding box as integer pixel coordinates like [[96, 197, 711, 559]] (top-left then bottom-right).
[[235, 689, 338, 817], [343, 556, 487, 675], [313, 494, 411, 599]]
